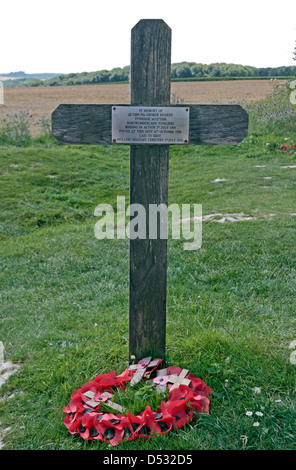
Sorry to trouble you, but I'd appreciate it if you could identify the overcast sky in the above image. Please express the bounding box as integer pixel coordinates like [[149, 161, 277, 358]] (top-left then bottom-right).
[[1, 0, 295, 74]]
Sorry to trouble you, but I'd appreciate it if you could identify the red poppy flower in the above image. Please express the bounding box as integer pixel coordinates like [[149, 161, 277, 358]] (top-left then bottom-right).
[[63, 413, 76, 430], [126, 412, 142, 434], [63, 360, 211, 445], [115, 368, 134, 384], [153, 375, 169, 385], [138, 358, 151, 367], [169, 384, 194, 402], [190, 394, 210, 414], [85, 414, 105, 440], [165, 399, 192, 428], [280, 145, 289, 151], [189, 375, 212, 396], [93, 369, 133, 391], [69, 418, 89, 439], [167, 365, 182, 375], [136, 406, 161, 436], [93, 391, 110, 402], [63, 391, 84, 414], [156, 402, 176, 433], [95, 413, 131, 446], [131, 358, 163, 376], [78, 380, 97, 395], [75, 403, 98, 420], [93, 371, 118, 388], [69, 412, 103, 440]]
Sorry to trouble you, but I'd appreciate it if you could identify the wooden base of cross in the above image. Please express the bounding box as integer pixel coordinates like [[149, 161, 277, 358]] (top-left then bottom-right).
[[51, 19, 248, 362]]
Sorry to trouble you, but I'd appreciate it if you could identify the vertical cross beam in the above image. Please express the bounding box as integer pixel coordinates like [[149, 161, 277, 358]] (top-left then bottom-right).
[[129, 20, 171, 360]]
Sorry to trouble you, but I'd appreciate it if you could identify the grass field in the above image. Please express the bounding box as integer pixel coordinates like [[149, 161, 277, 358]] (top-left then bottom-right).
[[0, 80, 295, 451]]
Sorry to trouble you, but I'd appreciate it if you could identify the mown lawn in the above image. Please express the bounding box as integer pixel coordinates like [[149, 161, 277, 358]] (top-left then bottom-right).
[[0, 112, 296, 450]]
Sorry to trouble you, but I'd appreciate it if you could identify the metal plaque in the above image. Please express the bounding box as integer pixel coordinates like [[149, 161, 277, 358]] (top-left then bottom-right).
[[112, 106, 189, 144]]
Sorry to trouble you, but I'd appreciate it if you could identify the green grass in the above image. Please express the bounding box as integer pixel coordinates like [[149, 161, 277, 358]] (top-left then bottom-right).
[[0, 96, 296, 450], [101, 380, 170, 416]]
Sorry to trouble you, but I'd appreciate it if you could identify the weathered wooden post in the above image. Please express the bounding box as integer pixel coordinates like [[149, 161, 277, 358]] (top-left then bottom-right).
[[129, 20, 171, 360], [51, 19, 248, 363]]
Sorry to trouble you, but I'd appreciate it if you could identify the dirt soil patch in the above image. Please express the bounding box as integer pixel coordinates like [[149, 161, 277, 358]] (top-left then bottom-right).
[[0, 80, 281, 135]]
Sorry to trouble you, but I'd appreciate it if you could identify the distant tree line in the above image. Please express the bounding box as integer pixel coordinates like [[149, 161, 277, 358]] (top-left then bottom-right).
[[171, 62, 296, 78], [3, 63, 296, 88]]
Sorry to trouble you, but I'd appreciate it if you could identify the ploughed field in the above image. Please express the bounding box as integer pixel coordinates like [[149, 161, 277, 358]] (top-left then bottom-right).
[[0, 80, 283, 135]]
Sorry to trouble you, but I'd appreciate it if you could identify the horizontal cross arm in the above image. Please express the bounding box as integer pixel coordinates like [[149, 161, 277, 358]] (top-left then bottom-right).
[[52, 104, 111, 145], [51, 104, 248, 145], [189, 104, 248, 145]]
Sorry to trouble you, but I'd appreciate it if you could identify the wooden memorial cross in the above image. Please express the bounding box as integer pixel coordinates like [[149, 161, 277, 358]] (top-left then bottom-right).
[[51, 19, 248, 362], [154, 368, 190, 393], [128, 357, 161, 386], [83, 390, 125, 413]]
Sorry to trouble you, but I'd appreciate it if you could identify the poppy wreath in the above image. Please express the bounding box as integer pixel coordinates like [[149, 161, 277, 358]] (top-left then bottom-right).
[[63, 360, 212, 446]]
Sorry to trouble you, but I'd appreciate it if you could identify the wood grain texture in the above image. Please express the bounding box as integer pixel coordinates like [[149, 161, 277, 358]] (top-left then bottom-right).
[[129, 145, 169, 360], [189, 104, 248, 145], [129, 20, 172, 360], [130, 19, 171, 106], [51, 104, 112, 145], [51, 104, 248, 145]]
